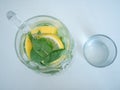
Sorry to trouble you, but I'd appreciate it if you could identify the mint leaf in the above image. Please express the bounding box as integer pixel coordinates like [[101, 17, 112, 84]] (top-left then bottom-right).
[[28, 32, 53, 57], [41, 49, 64, 65], [49, 49, 64, 62], [30, 48, 43, 63], [32, 38, 53, 57]]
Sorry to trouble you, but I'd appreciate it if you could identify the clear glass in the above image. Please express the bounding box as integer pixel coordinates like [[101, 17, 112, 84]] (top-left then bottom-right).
[[7, 11, 74, 74], [83, 34, 117, 67]]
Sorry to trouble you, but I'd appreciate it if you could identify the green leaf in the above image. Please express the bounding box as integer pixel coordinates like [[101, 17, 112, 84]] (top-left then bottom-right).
[[28, 32, 53, 57], [41, 49, 64, 65], [32, 38, 53, 57], [30, 48, 43, 63]]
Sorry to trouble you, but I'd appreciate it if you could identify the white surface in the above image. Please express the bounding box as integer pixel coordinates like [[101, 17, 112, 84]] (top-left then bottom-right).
[[0, 0, 120, 90]]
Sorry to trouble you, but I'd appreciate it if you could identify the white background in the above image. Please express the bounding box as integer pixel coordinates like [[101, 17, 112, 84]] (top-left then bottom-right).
[[0, 0, 120, 90]]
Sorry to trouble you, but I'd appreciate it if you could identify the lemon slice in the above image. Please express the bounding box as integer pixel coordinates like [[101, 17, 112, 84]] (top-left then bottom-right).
[[31, 26, 57, 34], [38, 34, 64, 49], [25, 36, 32, 59]]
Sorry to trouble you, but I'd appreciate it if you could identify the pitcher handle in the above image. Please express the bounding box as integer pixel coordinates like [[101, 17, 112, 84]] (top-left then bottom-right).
[[6, 11, 22, 28]]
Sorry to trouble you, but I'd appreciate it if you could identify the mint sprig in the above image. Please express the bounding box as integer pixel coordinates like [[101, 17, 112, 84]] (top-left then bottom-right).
[[41, 49, 64, 65], [28, 32, 64, 65]]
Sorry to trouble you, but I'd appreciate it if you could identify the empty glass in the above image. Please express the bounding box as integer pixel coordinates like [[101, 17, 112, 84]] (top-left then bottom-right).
[[83, 34, 117, 67]]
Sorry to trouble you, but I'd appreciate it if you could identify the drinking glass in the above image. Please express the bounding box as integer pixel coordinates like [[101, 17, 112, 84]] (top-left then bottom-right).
[[83, 34, 117, 67]]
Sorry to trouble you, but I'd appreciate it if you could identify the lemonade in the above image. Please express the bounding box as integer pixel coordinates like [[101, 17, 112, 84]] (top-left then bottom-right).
[[24, 25, 65, 66]]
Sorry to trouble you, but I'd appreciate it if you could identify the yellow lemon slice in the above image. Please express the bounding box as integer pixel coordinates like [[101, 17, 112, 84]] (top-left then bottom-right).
[[31, 26, 57, 34], [38, 34, 64, 49], [25, 36, 32, 59]]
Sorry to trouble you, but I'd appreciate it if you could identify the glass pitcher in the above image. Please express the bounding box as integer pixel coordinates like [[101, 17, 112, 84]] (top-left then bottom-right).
[[7, 11, 74, 74]]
